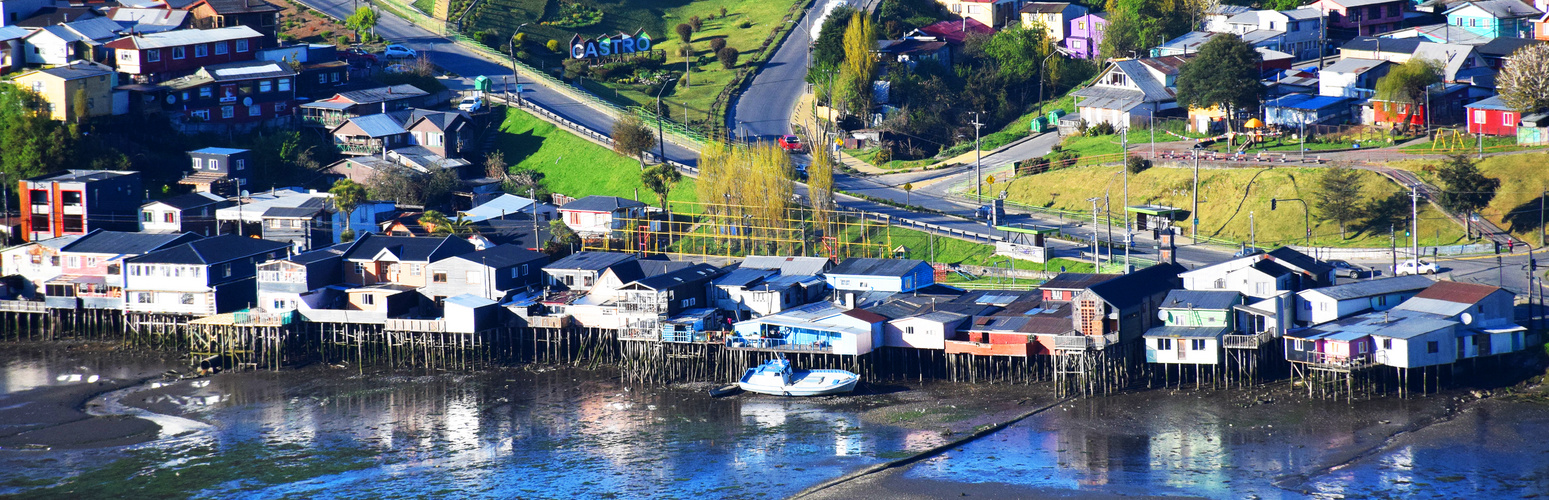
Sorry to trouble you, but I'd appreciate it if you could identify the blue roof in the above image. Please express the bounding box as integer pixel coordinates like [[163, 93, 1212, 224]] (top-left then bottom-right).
[[460, 194, 537, 222], [445, 294, 498, 308], [346, 114, 407, 138], [192, 147, 248, 156], [1466, 95, 1512, 111], [1266, 93, 1351, 111]]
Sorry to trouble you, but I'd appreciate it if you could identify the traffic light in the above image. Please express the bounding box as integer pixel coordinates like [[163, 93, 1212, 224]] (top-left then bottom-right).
[[1270, 199, 1277, 210]]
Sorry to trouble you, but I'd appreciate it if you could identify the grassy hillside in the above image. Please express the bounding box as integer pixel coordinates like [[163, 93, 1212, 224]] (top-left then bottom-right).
[[1003, 164, 1472, 248], [1395, 153, 1549, 245], [495, 106, 696, 204]]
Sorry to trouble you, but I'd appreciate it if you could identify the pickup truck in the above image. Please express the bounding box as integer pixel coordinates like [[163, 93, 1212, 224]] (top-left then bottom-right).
[[777, 135, 804, 152]]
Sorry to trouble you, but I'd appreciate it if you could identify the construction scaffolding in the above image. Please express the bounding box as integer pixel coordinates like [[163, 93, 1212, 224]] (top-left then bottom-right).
[[581, 201, 897, 261]]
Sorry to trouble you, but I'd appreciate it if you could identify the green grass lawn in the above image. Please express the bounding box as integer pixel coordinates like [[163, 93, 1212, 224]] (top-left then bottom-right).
[[1003, 164, 1473, 248], [410, 0, 435, 13], [841, 148, 937, 170], [1404, 153, 1549, 244], [495, 106, 697, 203], [471, 0, 805, 128], [1399, 135, 1544, 154]]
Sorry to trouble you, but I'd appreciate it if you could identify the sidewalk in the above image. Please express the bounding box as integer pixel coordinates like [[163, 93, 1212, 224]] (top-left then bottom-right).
[[790, 92, 890, 174]]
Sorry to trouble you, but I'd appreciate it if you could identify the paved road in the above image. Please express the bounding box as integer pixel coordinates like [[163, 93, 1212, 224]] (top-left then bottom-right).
[[727, 0, 850, 141]]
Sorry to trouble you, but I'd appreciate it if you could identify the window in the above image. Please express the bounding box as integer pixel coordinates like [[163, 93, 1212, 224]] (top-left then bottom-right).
[[1383, 338, 1393, 349], [147, 50, 160, 62], [173, 46, 186, 59], [209, 159, 218, 171], [194, 44, 208, 57], [319, 73, 327, 84], [235, 159, 245, 171], [681, 298, 695, 308], [278, 78, 291, 91], [164, 212, 176, 223], [361, 294, 375, 305], [222, 106, 235, 119], [410, 264, 421, 276], [1505, 112, 1516, 126], [433, 272, 448, 283], [215, 41, 228, 55], [260, 80, 272, 93], [1191, 339, 1206, 350], [905, 326, 915, 335], [221, 264, 232, 277], [275, 102, 286, 113], [1386, 4, 1398, 17], [1470, 18, 1477, 27], [180, 293, 195, 305], [107, 263, 119, 275], [355, 262, 365, 274], [143, 211, 153, 223], [68, 256, 79, 268], [192, 110, 210, 120], [249, 105, 261, 116], [511, 268, 519, 278], [1377, 295, 1387, 306], [1427, 341, 1439, 353], [236, 39, 249, 52], [467, 271, 482, 284], [949, 3, 960, 13], [86, 257, 96, 267], [1320, 302, 1328, 311], [331, 72, 340, 83], [1078, 21, 1086, 30], [136, 292, 153, 303], [1157, 338, 1172, 350]]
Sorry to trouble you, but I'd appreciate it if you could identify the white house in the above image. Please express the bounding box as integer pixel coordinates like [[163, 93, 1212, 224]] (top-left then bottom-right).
[[1073, 56, 1189, 128], [0, 235, 81, 297], [712, 267, 827, 319], [884, 311, 968, 350], [139, 192, 226, 234], [123, 235, 290, 316], [729, 302, 887, 356], [558, 195, 647, 238], [1295, 274, 1432, 325], [1318, 58, 1393, 99], [21, 17, 121, 65], [459, 193, 557, 223], [541, 251, 636, 291], [1392, 280, 1524, 359], [1143, 290, 1242, 366], [216, 188, 395, 244], [1217, 8, 1323, 59], [825, 257, 935, 294]]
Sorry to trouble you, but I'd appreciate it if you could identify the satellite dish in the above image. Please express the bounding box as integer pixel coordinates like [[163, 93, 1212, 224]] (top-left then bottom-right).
[[1460, 312, 1473, 325], [243, 97, 253, 106], [1158, 310, 1169, 321], [166, 94, 176, 104]]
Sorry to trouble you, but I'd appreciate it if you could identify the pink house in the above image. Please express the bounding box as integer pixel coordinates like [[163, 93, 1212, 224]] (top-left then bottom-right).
[[1308, 0, 1407, 36], [1285, 328, 1374, 368], [1065, 13, 1107, 59], [47, 230, 202, 310]]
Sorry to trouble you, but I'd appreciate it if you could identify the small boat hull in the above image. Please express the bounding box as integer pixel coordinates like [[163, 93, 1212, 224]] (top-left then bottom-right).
[[738, 365, 859, 397]]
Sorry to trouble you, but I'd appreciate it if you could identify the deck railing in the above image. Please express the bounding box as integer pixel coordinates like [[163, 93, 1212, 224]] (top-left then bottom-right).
[[385, 318, 445, 332], [0, 300, 46, 313], [1287, 349, 1373, 370], [1053, 333, 1120, 351], [1223, 330, 1277, 349], [726, 337, 835, 353]]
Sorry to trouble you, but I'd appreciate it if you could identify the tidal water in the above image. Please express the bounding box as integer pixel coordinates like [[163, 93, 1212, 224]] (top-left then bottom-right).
[[3, 345, 1548, 499]]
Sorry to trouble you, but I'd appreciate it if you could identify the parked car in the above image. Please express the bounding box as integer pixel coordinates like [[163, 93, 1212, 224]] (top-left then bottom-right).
[[338, 48, 378, 65], [1393, 259, 1438, 276], [383, 44, 417, 59], [1328, 259, 1365, 278], [1234, 247, 1265, 258], [777, 135, 804, 152], [457, 96, 483, 112]]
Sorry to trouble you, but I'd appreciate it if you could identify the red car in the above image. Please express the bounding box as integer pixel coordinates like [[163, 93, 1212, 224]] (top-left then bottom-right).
[[338, 48, 378, 65], [777, 135, 804, 152]]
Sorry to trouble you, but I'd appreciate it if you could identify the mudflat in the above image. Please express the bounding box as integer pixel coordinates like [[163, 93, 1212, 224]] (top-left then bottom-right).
[[0, 342, 181, 450]]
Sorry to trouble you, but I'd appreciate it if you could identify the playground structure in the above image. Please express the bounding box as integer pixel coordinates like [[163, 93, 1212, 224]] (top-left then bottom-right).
[[1432, 128, 1469, 151]]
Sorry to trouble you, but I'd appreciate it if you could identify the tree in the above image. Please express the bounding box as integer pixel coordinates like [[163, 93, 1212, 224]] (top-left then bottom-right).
[[546, 39, 561, 52], [809, 6, 857, 74], [640, 164, 682, 209], [329, 179, 368, 220], [708, 37, 727, 54], [345, 6, 378, 40], [1175, 34, 1263, 137], [1498, 43, 1549, 113], [1316, 166, 1364, 239], [1435, 153, 1499, 218], [690, 15, 703, 32], [983, 22, 1043, 80], [838, 11, 876, 117], [71, 88, 88, 124], [717, 47, 740, 69], [1374, 58, 1442, 127], [1359, 192, 1411, 234], [547, 219, 579, 256], [419, 210, 451, 234], [611, 114, 657, 170], [675, 23, 693, 43], [484, 150, 508, 179]]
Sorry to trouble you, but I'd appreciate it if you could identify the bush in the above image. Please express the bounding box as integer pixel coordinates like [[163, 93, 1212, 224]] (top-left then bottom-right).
[[708, 37, 727, 54], [1089, 121, 1116, 136], [1126, 155, 1151, 174], [1076, 119, 1089, 136], [716, 47, 739, 69], [719, 6, 727, 17], [1047, 149, 1080, 169], [690, 15, 703, 32], [675, 23, 693, 43], [739, 20, 753, 29], [516, 50, 530, 60], [514, 32, 527, 45], [546, 39, 561, 52]]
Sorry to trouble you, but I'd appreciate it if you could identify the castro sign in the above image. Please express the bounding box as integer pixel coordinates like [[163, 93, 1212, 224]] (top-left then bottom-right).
[[569, 30, 652, 59]]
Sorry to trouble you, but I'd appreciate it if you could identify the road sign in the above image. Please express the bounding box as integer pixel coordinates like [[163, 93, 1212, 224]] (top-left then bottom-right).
[[986, 175, 996, 185]]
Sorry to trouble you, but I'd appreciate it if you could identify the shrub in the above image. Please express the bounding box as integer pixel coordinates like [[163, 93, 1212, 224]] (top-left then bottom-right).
[[1046, 149, 1080, 169], [516, 50, 530, 60], [1076, 119, 1089, 136], [675, 23, 693, 43], [719, 6, 727, 17], [739, 20, 752, 29], [690, 15, 703, 32], [1126, 155, 1151, 174], [1089, 121, 1116, 136], [546, 39, 561, 52], [717, 47, 739, 69], [514, 32, 527, 45], [708, 37, 726, 54]]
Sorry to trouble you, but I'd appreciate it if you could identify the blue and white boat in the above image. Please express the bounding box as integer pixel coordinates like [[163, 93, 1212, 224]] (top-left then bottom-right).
[[737, 358, 859, 397]]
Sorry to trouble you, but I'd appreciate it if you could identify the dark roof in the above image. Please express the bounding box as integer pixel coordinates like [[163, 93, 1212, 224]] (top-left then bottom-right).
[[1251, 259, 1294, 278], [543, 251, 636, 272], [25, 169, 136, 183], [343, 234, 467, 262], [1267, 247, 1333, 276], [1040, 272, 1120, 290], [1020, 2, 1074, 13], [1477, 36, 1542, 57], [715, 268, 777, 288], [149, 192, 224, 210], [451, 244, 547, 268], [828, 257, 928, 277], [262, 206, 326, 218], [629, 263, 721, 290], [335, 84, 428, 104], [840, 308, 889, 323], [1304, 275, 1434, 300], [130, 234, 289, 265], [610, 259, 698, 284], [406, 109, 470, 130], [1088, 263, 1186, 309], [1341, 36, 1423, 54], [1143, 325, 1231, 338], [1159, 290, 1241, 311], [561, 195, 647, 212], [876, 38, 950, 55], [61, 230, 202, 255], [285, 242, 351, 264], [197, 0, 281, 14], [1412, 280, 1502, 304], [15, 7, 99, 27]]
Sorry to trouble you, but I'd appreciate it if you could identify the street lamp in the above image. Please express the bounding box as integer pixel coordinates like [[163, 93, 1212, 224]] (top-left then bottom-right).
[[655, 82, 670, 166], [1271, 198, 1310, 244], [1088, 197, 1102, 266], [509, 23, 529, 104], [1037, 49, 1063, 109]]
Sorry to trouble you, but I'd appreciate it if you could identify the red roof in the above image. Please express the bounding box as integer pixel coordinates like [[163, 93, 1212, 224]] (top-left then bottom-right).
[[841, 308, 888, 323], [916, 18, 994, 45], [1413, 280, 1501, 304]]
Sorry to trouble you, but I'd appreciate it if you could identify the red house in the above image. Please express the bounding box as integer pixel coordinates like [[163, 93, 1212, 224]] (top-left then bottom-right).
[[1307, 0, 1408, 36], [1467, 96, 1520, 136], [106, 26, 264, 83]]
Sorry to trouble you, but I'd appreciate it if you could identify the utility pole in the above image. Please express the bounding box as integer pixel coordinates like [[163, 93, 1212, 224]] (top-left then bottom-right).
[[1121, 128, 1129, 231], [973, 112, 984, 204], [1192, 147, 1200, 240], [1478, 132, 1484, 159], [1089, 197, 1101, 267], [1541, 187, 1546, 247], [656, 82, 669, 164], [510, 24, 528, 104], [1390, 223, 1397, 275], [1250, 211, 1256, 250], [1411, 184, 1420, 262], [530, 187, 539, 250]]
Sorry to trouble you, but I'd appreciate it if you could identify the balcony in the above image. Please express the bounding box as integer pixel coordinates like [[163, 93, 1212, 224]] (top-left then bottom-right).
[[335, 141, 383, 155], [385, 318, 445, 332], [1053, 333, 1120, 351], [1223, 330, 1277, 349], [1286, 349, 1373, 371], [726, 337, 835, 353], [0, 300, 47, 313]]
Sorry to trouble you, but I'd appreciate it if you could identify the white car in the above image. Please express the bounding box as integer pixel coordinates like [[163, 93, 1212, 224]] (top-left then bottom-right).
[[1393, 259, 1438, 276], [457, 97, 482, 112], [383, 44, 417, 59]]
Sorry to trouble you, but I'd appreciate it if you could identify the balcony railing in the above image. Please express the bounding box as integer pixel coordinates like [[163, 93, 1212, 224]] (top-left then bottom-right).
[[1223, 330, 1277, 349], [1287, 349, 1373, 370], [1053, 333, 1120, 351], [385, 318, 445, 332], [725, 337, 835, 353], [335, 142, 383, 155], [0, 300, 46, 313]]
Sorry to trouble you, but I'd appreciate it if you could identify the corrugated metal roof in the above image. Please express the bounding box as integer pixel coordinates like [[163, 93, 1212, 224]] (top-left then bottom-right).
[[1444, 0, 1542, 17], [335, 84, 428, 104], [1041, 272, 1119, 290], [544, 251, 635, 272], [145, 191, 224, 210], [1089, 263, 1186, 309], [714, 268, 776, 288], [203, 60, 292, 81], [741, 255, 832, 276], [460, 194, 538, 222], [829, 257, 928, 277], [0, 26, 30, 42], [1321, 57, 1390, 75], [1143, 325, 1230, 338], [445, 244, 547, 268], [445, 293, 498, 308], [61, 17, 125, 42], [561, 195, 646, 212], [116, 25, 260, 49], [1301, 275, 1434, 301], [1160, 290, 1242, 311], [129, 234, 288, 265], [1467, 95, 1511, 111], [347, 113, 408, 138], [192, 147, 248, 155], [1311, 308, 1455, 340], [60, 230, 200, 255], [1408, 280, 1502, 305]]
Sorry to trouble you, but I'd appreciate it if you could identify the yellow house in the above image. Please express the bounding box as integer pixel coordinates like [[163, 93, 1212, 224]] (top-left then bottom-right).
[[11, 61, 117, 122], [1019, 2, 1088, 42], [936, 0, 1022, 29]]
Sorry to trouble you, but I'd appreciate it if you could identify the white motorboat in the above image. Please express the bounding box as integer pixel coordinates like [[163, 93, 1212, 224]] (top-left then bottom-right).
[[737, 358, 858, 397]]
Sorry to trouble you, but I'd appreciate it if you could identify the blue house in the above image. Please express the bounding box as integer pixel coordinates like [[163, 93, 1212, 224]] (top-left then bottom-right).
[[728, 303, 887, 355], [1264, 94, 1354, 127], [825, 258, 934, 294], [1444, 0, 1542, 38]]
